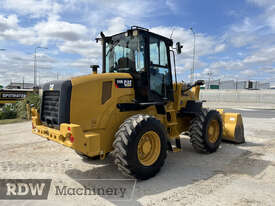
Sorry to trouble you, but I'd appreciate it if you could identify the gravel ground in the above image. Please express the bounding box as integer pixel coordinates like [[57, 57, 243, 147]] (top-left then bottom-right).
[[0, 107, 275, 206]]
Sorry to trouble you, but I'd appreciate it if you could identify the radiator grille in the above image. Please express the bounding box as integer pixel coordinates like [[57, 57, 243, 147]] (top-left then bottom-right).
[[41, 91, 60, 126]]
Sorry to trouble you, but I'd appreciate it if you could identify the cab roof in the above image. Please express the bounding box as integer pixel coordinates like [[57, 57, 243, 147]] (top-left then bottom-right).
[[102, 26, 173, 47]]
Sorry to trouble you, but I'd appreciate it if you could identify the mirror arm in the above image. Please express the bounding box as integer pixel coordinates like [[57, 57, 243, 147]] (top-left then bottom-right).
[[170, 49, 177, 91], [182, 80, 205, 93]]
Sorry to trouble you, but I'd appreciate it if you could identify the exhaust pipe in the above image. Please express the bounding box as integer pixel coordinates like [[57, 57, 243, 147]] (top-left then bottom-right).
[[90, 65, 99, 74]]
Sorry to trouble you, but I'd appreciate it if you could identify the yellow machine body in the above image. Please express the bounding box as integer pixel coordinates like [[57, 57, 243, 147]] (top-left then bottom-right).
[[33, 73, 163, 158], [32, 72, 244, 159], [31, 27, 246, 180]]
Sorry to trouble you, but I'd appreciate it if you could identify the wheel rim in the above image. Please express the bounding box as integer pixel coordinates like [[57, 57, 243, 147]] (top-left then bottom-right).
[[137, 131, 161, 166], [208, 119, 220, 143]]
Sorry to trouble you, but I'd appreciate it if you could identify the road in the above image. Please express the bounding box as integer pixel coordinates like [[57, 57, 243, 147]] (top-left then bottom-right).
[[224, 108, 275, 119], [0, 107, 275, 205]]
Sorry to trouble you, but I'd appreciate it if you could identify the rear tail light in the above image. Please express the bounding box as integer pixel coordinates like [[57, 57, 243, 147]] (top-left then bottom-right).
[[32, 122, 35, 129], [70, 134, 74, 143]]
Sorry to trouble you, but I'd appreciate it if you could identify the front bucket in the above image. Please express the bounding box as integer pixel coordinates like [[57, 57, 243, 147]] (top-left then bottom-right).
[[217, 109, 245, 144]]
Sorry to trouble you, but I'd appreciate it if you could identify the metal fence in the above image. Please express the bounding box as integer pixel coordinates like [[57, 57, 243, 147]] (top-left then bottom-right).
[[205, 80, 272, 90]]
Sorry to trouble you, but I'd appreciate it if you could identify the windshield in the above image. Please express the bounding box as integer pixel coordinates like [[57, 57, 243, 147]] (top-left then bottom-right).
[[105, 35, 145, 73]]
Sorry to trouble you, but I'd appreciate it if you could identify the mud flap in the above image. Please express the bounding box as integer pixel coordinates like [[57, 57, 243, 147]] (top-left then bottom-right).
[[217, 109, 245, 144]]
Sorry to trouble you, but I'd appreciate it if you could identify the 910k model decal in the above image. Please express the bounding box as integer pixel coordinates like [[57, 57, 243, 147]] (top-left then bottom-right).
[[115, 79, 133, 88]]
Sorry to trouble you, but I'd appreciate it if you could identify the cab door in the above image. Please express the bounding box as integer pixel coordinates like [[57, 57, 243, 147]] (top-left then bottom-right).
[[148, 36, 173, 102]]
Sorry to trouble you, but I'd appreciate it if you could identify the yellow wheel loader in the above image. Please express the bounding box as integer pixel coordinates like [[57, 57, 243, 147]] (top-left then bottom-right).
[[32, 26, 245, 180]]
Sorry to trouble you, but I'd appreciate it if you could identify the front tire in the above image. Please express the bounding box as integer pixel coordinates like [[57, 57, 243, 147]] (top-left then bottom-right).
[[113, 114, 167, 180], [189, 109, 223, 153]]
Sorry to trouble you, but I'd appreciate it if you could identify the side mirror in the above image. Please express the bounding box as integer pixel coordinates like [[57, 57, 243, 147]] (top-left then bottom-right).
[[195, 80, 205, 86], [176, 42, 183, 54], [90, 65, 99, 74]]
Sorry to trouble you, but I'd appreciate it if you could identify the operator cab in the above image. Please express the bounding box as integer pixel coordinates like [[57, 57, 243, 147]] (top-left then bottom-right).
[[101, 26, 174, 103]]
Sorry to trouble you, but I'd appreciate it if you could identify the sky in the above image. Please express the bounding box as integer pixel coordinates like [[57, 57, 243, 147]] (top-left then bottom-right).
[[0, 0, 275, 86]]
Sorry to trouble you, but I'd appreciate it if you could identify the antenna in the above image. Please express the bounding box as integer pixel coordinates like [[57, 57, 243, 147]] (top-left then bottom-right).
[[190, 28, 196, 83], [170, 28, 175, 39]]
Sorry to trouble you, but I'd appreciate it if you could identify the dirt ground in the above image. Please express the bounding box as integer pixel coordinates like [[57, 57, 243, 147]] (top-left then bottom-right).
[[0, 105, 275, 205]]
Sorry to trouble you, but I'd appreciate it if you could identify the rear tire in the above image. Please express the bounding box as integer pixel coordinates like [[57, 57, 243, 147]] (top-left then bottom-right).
[[113, 114, 167, 180], [189, 109, 223, 153]]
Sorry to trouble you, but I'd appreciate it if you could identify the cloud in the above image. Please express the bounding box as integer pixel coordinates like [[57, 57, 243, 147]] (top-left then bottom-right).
[[0, 49, 65, 86], [243, 47, 275, 65], [151, 26, 225, 57], [150, 26, 225, 76], [2, 28, 37, 45], [246, 0, 274, 7], [246, 0, 275, 31], [0, 14, 39, 45], [240, 69, 256, 76], [104, 17, 127, 36], [70, 57, 99, 69], [0, 0, 274, 85], [223, 17, 261, 48], [0, 15, 90, 47], [265, 7, 275, 31], [214, 44, 226, 53], [202, 46, 275, 80], [260, 67, 275, 73], [0, 51, 37, 84], [165, 0, 178, 12], [2, 0, 61, 18], [0, 14, 18, 30], [202, 59, 247, 79], [34, 18, 89, 43], [65, 0, 161, 18], [59, 40, 101, 58]]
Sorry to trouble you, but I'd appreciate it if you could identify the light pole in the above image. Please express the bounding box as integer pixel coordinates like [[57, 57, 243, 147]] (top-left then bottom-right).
[[190, 28, 196, 83], [0, 49, 6, 85], [34, 46, 48, 88]]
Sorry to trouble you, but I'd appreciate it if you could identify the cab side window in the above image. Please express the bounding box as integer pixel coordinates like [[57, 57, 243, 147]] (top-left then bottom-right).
[[149, 38, 168, 67], [149, 37, 171, 98]]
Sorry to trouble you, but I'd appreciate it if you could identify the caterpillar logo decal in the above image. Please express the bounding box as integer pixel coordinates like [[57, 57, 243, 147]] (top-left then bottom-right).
[[49, 84, 54, 90], [115, 79, 133, 88]]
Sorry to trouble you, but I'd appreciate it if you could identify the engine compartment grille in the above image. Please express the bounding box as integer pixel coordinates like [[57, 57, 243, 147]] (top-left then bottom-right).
[[41, 91, 60, 126]]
